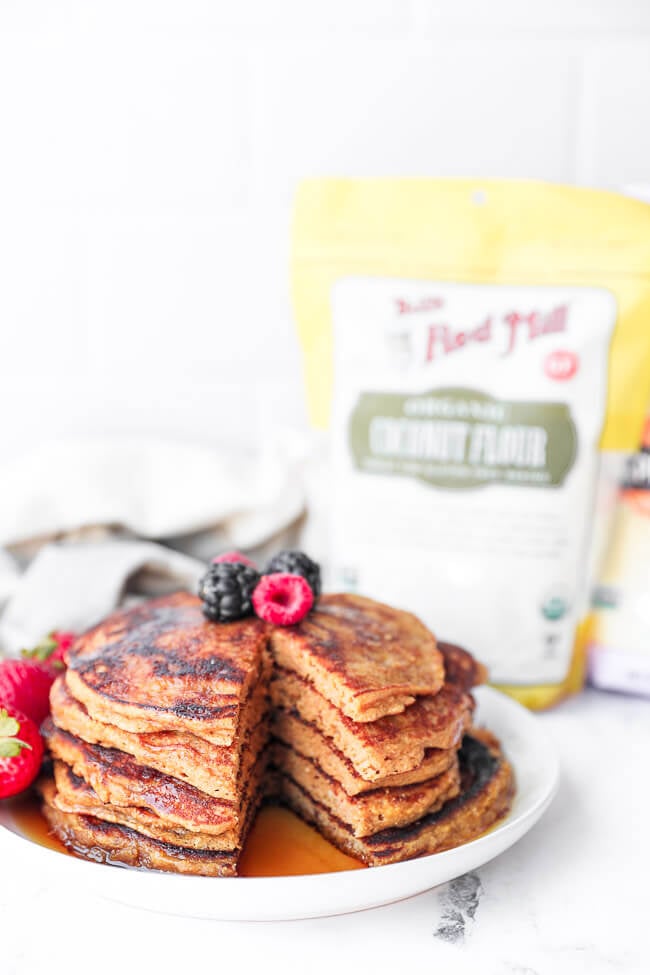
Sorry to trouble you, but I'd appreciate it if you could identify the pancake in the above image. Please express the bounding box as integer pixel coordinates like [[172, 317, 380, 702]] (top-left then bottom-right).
[[438, 641, 488, 692], [65, 592, 268, 744], [270, 667, 472, 780], [43, 721, 257, 835], [274, 731, 515, 866], [39, 778, 239, 877], [50, 674, 269, 800], [271, 708, 457, 795], [51, 752, 268, 851], [268, 594, 445, 722], [51, 764, 241, 851], [269, 741, 460, 837]]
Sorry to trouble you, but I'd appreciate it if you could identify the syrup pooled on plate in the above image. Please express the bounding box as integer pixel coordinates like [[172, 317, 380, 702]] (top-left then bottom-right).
[[2, 790, 70, 856], [239, 805, 365, 876], [2, 794, 365, 876]]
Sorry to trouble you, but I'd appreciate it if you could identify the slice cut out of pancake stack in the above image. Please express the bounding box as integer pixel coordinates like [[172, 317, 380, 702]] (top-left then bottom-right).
[[38, 591, 514, 874]]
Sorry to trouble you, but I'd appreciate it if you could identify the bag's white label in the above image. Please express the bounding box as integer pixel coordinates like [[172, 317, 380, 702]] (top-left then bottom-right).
[[329, 278, 617, 685]]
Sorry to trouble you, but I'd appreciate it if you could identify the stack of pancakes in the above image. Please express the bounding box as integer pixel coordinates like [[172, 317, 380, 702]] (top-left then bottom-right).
[[38, 591, 514, 874], [267, 597, 513, 865], [40, 593, 271, 876]]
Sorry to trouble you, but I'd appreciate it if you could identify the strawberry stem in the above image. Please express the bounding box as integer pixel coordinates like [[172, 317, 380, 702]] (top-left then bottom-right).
[[0, 709, 34, 757], [0, 736, 32, 758], [21, 635, 58, 662]]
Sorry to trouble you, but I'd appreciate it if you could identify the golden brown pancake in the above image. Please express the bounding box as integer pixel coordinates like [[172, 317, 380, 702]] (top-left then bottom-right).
[[269, 741, 460, 837], [65, 592, 268, 744], [270, 667, 472, 780], [39, 778, 239, 876], [51, 752, 268, 851], [43, 721, 253, 835], [269, 594, 445, 722], [51, 763, 241, 850], [438, 641, 488, 692], [271, 708, 457, 795], [274, 732, 514, 866], [50, 675, 269, 800]]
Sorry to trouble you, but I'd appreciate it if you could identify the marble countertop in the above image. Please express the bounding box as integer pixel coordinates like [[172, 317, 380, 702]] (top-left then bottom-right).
[[2, 687, 649, 975]]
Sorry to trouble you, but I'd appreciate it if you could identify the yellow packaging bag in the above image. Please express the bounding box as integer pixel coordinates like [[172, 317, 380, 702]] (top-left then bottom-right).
[[291, 179, 650, 709]]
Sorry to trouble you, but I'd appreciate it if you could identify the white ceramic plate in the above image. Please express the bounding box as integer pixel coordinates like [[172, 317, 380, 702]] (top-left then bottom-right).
[[0, 686, 558, 921]]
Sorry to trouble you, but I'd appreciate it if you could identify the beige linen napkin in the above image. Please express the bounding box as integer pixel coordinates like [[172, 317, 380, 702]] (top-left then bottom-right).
[[0, 539, 207, 656]]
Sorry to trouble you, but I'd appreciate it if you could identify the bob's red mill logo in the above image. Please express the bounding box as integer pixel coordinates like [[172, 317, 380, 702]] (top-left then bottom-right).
[[395, 297, 569, 360]]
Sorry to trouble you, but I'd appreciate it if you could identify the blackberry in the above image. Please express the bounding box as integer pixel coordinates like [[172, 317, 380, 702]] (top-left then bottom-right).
[[198, 562, 260, 623], [264, 550, 321, 600]]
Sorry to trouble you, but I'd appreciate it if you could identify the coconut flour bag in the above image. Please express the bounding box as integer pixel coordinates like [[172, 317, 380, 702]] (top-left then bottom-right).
[[291, 180, 650, 709]]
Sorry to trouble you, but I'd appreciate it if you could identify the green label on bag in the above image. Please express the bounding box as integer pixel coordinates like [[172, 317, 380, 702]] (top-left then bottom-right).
[[349, 387, 577, 489]]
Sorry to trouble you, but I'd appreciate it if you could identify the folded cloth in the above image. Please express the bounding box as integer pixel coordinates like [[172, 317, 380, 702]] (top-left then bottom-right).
[[0, 539, 206, 656], [0, 433, 312, 656], [0, 434, 306, 550], [0, 549, 20, 613]]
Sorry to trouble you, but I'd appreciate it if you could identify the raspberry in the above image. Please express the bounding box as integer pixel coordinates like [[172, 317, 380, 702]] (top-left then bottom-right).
[[264, 550, 321, 600], [198, 562, 260, 622], [252, 573, 314, 626], [212, 551, 258, 569]]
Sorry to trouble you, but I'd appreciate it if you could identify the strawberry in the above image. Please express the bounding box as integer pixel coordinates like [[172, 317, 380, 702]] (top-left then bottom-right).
[[22, 630, 76, 670], [252, 573, 314, 626], [0, 658, 57, 727], [46, 630, 76, 667], [0, 706, 44, 799]]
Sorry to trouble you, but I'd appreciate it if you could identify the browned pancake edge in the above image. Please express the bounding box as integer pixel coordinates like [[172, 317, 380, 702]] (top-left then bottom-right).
[[270, 667, 472, 779], [65, 592, 269, 742], [39, 778, 240, 876], [50, 673, 269, 800], [273, 732, 515, 866], [269, 593, 445, 722]]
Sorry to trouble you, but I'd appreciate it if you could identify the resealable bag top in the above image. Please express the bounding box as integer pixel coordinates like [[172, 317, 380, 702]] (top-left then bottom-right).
[[291, 179, 650, 709]]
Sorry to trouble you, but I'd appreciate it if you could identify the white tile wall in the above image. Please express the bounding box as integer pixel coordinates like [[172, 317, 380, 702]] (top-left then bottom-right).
[[0, 2, 649, 462], [577, 40, 650, 187], [411, 0, 650, 33], [250, 37, 578, 200]]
